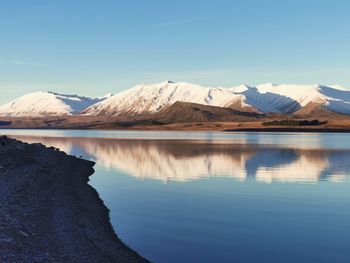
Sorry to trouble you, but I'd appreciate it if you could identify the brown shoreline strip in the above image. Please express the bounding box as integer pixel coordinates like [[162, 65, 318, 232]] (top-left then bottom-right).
[[0, 136, 148, 262], [225, 128, 350, 133]]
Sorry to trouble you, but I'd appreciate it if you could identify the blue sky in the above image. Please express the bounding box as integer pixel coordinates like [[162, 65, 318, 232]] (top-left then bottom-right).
[[0, 0, 349, 103]]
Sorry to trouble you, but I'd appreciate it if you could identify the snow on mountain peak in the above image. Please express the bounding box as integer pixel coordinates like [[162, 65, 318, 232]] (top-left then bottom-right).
[[82, 81, 350, 116], [1, 81, 350, 117], [84, 81, 250, 116], [0, 91, 103, 117], [99, 93, 114, 99]]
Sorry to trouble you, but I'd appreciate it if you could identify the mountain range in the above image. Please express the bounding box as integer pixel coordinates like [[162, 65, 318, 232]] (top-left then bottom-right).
[[1, 81, 350, 118]]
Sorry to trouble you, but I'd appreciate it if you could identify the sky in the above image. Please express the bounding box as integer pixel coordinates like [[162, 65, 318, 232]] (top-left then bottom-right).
[[0, 0, 350, 104]]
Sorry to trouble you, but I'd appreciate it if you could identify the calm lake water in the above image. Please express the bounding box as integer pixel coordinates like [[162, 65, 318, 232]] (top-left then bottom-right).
[[2, 129, 350, 263]]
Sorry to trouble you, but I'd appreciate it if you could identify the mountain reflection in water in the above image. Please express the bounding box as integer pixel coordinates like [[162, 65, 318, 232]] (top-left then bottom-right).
[[10, 135, 350, 184]]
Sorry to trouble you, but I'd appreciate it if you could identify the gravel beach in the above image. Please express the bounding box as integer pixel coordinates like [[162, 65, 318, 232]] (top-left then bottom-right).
[[0, 136, 148, 262]]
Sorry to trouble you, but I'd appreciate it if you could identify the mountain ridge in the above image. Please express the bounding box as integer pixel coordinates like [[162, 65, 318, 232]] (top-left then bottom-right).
[[0, 92, 105, 117], [1, 81, 350, 117]]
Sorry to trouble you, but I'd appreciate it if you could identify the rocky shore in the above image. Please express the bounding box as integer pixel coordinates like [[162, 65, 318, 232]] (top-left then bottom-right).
[[0, 136, 148, 262]]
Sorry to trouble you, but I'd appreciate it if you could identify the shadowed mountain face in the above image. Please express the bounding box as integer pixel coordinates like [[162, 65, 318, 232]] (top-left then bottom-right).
[[239, 87, 301, 114], [9, 136, 350, 184]]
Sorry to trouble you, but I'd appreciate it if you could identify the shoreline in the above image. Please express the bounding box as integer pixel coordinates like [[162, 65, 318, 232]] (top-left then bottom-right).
[[2, 125, 350, 133], [2, 115, 350, 133], [0, 136, 148, 262], [224, 127, 350, 133]]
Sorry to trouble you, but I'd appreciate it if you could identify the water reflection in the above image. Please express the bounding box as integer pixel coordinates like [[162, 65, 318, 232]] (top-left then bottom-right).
[[10, 135, 350, 184]]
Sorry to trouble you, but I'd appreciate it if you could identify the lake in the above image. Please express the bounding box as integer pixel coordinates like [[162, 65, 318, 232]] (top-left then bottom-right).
[[2, 129, 350, 263]]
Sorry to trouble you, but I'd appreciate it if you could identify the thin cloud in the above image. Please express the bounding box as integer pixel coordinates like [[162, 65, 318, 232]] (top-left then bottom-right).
[[10, 60, 24, 65], [10, 60, 43, 67]]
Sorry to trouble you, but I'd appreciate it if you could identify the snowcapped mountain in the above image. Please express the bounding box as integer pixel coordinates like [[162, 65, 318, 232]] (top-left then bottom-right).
[[229, 83, 350, 115], [0, 91, 103, 117], [1, 82, 350, 117], [84, 81, 350, 116], [83, 81, 256, 116]]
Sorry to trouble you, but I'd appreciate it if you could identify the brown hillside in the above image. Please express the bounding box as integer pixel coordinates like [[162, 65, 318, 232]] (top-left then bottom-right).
[[152, 101, 263, 124]]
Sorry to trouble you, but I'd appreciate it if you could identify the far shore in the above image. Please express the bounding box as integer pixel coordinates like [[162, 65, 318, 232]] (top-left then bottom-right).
[[3, 126, 350, 133], [1, 115, 350, 133]]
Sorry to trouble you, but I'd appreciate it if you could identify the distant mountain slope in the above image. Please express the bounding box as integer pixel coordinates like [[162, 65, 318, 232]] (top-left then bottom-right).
[[226, 83, 350, 115], [229, 85, 301, 113], [83, 81, 257, 116], [0, 92, 103, 117], [294, 102, 343, 117], [152, 101, 263, 124], [233, 83, 350, 115]]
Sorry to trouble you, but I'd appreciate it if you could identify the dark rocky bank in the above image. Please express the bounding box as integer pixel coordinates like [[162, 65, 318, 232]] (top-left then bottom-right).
[[0, 136, 148, 262]]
